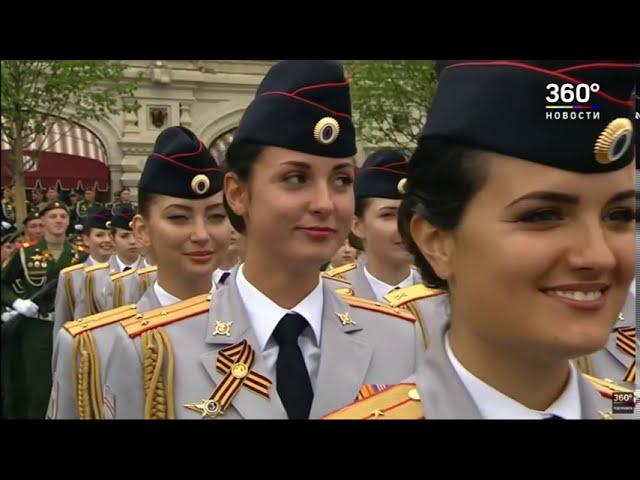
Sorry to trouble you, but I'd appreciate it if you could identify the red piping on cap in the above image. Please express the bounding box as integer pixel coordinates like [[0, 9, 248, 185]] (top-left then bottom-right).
[[291, 79, 350, 96], [444, 61, 634, 107], [260, 91, 351, 119]]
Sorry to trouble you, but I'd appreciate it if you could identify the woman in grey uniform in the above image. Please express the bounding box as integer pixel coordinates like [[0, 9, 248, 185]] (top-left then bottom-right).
[[326, 60, 636, 420], [102, 60, 420, 420], [48, 126, 228, 419]]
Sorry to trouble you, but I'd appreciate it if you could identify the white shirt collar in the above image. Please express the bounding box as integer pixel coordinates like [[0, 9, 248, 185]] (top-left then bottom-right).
[[213, 268, 232, 285], [363, 265, 414, 302], [444, 333, 582, 419], [236, 263, 323, 352], [153, 280, 216, 308], [153, 282, 182, 307], [115, 254, 140, 273]]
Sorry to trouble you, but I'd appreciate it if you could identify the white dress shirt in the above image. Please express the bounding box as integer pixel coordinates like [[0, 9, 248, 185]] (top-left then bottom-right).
[[236, 264, 323, 390], [213, 268, 232, 286], [153, 282, 182, 308], [444, 334, 582, 419], [153, 281, 216, 308], [114, 255, 141, 273], [363, 266, 414, 302]]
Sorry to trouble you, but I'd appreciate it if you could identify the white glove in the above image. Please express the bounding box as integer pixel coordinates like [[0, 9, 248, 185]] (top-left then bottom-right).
[[12, 299, 39, 318], [1, 310, 19, 323], [1, 221, 11, 230], [74, 224, 83, 231]]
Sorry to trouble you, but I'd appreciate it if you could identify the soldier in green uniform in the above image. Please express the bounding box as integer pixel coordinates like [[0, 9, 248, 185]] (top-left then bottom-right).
[[110, 187, 137, 215], [0, 200, 85, 418], [72, 186, 104, 231], [22, 210, 44, 243], [1, 185, 16, 234], [31, 188, 48, 214]]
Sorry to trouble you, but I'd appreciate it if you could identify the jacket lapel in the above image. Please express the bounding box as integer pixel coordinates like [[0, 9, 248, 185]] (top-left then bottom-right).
[[198, 274, 286, 419], [309, 283, 373, 418], [414, 319, 484, 419], [347, 265, 377, 301]]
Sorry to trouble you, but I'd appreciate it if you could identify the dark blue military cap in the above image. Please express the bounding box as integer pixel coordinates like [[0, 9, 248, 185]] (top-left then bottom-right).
[[108, 205, 135, 231], [139, 126, 224, 199], [418, 60, 635, 173], [82, 206, 112, 231], [231, 60, 357, 158], [355, 149, 409, 200]]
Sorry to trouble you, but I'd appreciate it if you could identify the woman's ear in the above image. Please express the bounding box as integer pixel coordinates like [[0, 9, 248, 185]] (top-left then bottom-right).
[[351, 215, 365, 242], [224, 172, 248, 218], [409, 213, 455, 281], [132, 214, 151, 250]]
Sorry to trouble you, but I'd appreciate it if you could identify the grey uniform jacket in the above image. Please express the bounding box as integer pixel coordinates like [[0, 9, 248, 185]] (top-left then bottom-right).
[[102, 271, 419, 419], [47, 287, 162, 419], [408, 297, 613, 419], [100, 264, 156, 311], [76, 256, 122, 318], [53, 258, 92, 343]]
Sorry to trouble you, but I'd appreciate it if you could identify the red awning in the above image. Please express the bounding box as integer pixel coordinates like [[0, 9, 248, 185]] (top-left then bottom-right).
[[1, 151, 109, 191]]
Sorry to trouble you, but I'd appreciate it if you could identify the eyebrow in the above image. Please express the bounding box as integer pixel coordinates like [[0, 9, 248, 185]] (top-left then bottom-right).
[[507, 189, 637, 208], [280, 161, 355, 171], [164, 204, 193, 212], [165, 202, 224, 212]]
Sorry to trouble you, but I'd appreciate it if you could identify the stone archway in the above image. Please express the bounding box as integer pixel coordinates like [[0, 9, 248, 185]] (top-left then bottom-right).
[[209, 127, 237, 166]]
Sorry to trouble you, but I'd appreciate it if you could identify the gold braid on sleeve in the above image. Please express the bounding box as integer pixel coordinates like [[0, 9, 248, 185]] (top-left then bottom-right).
[[72, 332, 104, 419], [141, 328, 176, 419], [404, 301, 429, 350]]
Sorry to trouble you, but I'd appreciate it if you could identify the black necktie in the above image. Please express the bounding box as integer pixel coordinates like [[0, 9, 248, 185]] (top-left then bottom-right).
[[273, 313, 313, 419], [123, 266, 132, 272], [218, 271, 230, 286], [542, 414, 565, 420]]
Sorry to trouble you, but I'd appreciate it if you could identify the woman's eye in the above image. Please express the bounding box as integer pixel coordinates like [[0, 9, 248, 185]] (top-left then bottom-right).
[[518, 209, 564, 223], [605, 208, 636, 223], [284, 174, 305, 185], [334, 175, 354, 187]]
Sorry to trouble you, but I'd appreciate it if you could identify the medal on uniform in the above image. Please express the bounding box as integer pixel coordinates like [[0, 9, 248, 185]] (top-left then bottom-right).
[[184, 340, 271, 419], [336, 311, 356, 326], [213, 320, 232, 336]]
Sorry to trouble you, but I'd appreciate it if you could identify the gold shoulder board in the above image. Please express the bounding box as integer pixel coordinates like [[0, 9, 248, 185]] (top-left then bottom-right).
[[84, 262, 110, 274], [384, 284, 445, 307], [64, 304, 139, 336], [137, 265, 158, 276], [123, 293, 212, 338], [61, 263, 86, 275], [110, 268, 137, 281], [324, 262, 357, 278], [338, 293, 416, 323], [323, 384, 424, 420], [581, 373, 633, 399]]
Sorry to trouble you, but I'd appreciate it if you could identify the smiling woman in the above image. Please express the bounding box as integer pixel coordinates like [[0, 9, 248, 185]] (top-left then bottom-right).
[[99, 61, 420, 420], [326, 148, 422, 302], [324, 60, 637, 420], [401, 61, 636, 420], [48, 126, 228, 419]]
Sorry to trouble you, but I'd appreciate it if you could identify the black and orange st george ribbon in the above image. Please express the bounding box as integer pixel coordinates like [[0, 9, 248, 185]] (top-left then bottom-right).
[[615, 327, 636, 383], [185, 340, 272, 418]]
